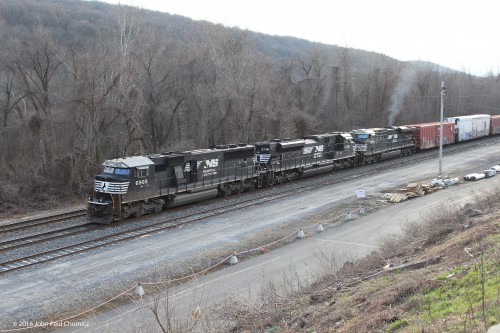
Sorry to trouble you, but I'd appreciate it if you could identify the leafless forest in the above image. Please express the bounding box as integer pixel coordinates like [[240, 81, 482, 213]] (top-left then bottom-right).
[[0, 0, 499, 212]]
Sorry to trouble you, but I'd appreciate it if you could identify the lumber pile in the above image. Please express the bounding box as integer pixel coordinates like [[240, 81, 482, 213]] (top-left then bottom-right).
[[383, 182, 436, 203]]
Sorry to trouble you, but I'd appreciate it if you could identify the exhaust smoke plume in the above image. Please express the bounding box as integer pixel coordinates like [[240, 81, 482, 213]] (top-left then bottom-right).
[[387, 67, 417, 126]]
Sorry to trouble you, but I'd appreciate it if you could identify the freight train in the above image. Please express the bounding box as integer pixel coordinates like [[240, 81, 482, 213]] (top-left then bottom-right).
[[87, 114, 500, 223]]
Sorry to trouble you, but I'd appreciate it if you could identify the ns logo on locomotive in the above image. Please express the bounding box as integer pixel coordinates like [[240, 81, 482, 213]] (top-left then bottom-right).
[[88, 114, 500, 223]]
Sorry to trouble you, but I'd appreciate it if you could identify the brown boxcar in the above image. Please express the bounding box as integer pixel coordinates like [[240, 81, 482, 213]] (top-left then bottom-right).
[[490, 115, 500, 135], [406, 122, 456, 150]]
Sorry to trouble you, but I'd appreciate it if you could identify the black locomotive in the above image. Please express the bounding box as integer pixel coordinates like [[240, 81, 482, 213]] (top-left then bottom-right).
[[88, 144, 256, 223], [350, 126, 416, 163], [255, 132, 356, 187]]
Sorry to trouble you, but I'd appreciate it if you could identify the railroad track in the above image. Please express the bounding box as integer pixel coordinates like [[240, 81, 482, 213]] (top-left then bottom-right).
[[0, 167, 383, 274], [0, 210, 87, 234], [0, 184, 319, 273], [1, 137, 498, 274], [0, 223, 98, 252], [0, 201, 273, 273]]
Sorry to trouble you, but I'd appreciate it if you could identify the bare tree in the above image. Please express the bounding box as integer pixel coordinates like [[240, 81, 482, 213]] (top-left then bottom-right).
[[339, 46, 354, 113], [12, 26, 63, 176], [115, 3, 144, 58], [191, 25, 264, 146], [135, 28, 190, 153], [295, 49, 328, 114], [367, 57, 402, 126], [404, 64, 441, 123], [0, 67, 29, 128], [69, 44, 121, 184]]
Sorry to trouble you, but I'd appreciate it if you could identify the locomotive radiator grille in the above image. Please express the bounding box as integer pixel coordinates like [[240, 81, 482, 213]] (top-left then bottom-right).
[[94, 180, 130, 194]]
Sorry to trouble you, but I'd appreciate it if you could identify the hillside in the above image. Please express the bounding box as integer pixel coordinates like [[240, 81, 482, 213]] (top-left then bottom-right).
[[219, 190, 500, 332], [0, 0, 499, 215]]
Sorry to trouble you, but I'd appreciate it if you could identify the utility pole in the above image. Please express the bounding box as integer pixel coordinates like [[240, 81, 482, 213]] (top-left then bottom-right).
[[439, 81, 446, 176]]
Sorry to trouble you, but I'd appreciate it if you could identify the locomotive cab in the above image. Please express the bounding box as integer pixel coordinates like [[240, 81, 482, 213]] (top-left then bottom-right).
[[350, 129, 374, 153], [87, 156, 155, 223], [350, 127, 416, 162], [351, 129, 375, 144], [255, 142, 274, 170]]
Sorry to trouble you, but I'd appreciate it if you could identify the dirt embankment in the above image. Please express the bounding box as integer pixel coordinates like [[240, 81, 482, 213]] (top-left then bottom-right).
[[220, 189, 500, 333]]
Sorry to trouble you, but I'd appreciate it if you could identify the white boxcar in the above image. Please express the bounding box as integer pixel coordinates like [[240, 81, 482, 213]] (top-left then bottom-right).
[[445, 114, 491, 141]]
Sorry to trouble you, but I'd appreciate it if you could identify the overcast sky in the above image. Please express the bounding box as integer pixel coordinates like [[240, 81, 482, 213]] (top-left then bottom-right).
[[102, 0, 500, 76]]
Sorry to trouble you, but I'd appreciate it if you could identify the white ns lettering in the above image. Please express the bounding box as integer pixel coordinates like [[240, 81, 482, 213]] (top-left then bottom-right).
[[205, 159, 219, 168]]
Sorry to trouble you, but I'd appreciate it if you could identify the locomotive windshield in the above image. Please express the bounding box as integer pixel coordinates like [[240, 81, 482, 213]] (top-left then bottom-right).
[[103, 167, 131, 177], [351, 132, 371, 144], [255, 145, 271, 154]]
